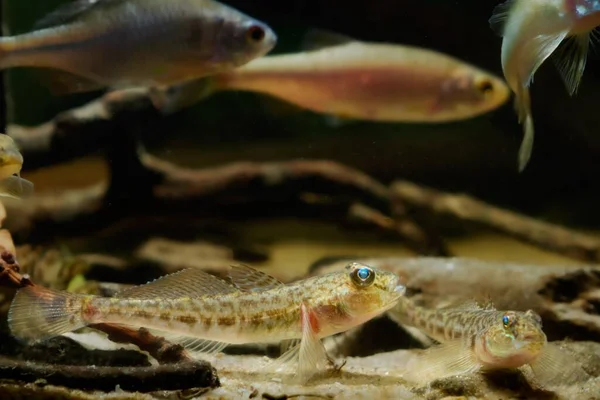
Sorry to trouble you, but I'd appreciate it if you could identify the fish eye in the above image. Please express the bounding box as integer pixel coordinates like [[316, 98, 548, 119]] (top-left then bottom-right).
[[476, 79, 494, 95], [246, 25, 266, 43], [502, 313, 516, 328], [350, 266, 375, 288]]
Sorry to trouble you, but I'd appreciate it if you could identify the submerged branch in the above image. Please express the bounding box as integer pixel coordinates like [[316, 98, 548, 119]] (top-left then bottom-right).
[[391, 181, 600, 263]]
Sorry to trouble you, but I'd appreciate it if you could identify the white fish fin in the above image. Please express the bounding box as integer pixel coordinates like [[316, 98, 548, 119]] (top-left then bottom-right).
[[227, 264, 284, 292], [8, 286, 87, 343], [522, 32, 570, 88], [149, 78, 216, 116], [0, 175, 34, 200], [301, 29, 355, 52], [518, 113, 535, 172], [488, 0, 516, 37], [279, 339, 301, 355], [297, 303, 330, 382], [33, 0, 122, 30], [35, 69, 106, 95], [324, 114, 357, 128], [551, 33, 590, 96], [529, 342, 590, 387], [405, 340, 481, 383], [115, 268, 237, 299], [263, 304, 330, 383]]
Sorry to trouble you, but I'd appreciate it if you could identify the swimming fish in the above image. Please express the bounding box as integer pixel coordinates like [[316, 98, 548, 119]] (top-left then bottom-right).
[[388, 297, 588, 386], [0, 134, 34, 200], [150, 31, 510, 122], [8, 262, 405, 383], [490, 0, 600, 171], [0, 0, 277, 93]]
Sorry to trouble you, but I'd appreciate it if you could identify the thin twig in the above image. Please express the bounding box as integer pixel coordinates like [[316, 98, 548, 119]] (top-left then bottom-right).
[[392, 180, 600, 262]]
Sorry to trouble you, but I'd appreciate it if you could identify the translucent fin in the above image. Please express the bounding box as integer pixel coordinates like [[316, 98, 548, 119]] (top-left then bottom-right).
[[8, 286, 87, 343], [227, 264, 284, 292], [488, 0, 516, 37], [115, 268, 237, 299], [522, 32, 570, 88], [301, 29, 355, 52], [0, 175, 34, 200], [323, 115, 357, 128], [35, 69, 106, 95], [551, 33, 590, 96], [405, 340, 481, 383], [518, 113, 534, 172], [439, 300, 485, 312], [529, 343, 590, 387], [33, 0, 123, 30], [280, 339, 300, 355], [264, 304, 330, 383], [148, 78, 216, 116]]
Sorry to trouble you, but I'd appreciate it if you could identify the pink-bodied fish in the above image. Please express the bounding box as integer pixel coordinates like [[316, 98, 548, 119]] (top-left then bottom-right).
[[490, 0, 600, 171], [8, 262, 405, 383], [151, 31, 510, 123], [0, 0, 277, 93]]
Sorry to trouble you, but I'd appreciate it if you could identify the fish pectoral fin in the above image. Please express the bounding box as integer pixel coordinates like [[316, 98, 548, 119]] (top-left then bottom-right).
[[551, 33, 590, 96], [279, 339, 300, 355], [488, 0, 516, 37], [227, 264, 284, 292], [301, 29, 355, 52], [114, 268, 237, 299], [35, 69, 106, 95], [264, 304, 331, 383], [529, 342, 590, 387], [405, 340, 481, 383], [323, 114, 356, 128], [148, 78, 215, 116], [0, 175, 34, 200]]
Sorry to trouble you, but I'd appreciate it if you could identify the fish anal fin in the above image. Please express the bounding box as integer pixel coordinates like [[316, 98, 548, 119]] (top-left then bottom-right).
[[0, 175, 34, 200], [488, 0, 517, 37], [551, 33, 590, 96], [227, 264, 284, 292], [143, 329, 228, 355], [529, 342, 590, 387], [405, 340, 481, 384], [301, 29, 355, 52], [115, 268, 237, 299], [35, 69, 106, 95]]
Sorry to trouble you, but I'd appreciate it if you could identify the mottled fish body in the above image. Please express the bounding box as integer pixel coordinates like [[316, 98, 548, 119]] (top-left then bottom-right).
[[152, 33, 510, 122], [390, 296, 588, 386], [490, 0, 600, 171], [0, 0, 277, 92], [9, 262, 404, 383]]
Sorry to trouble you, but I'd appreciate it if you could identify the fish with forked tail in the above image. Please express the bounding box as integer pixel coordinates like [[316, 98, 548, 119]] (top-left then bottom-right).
[[8, 262, 405, 383], [0, 0, 277, 93]]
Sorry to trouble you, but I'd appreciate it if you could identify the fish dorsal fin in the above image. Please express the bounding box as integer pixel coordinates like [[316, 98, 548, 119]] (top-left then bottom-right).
[[488, 0, 516, 37], [115, 268, 238, 299], [227, 264, 284, 292], [440, 300, 485, 311], [301, 29, 355, 52], [33, 0, 122, 30], [35, 69, 106, 95], [551, 33, 590, 96], [0, 176, 34, 200]]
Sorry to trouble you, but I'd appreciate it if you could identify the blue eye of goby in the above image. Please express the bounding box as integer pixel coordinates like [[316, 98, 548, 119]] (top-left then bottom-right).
[[357, 268, 371, 280], [502, 315, 510, 325]]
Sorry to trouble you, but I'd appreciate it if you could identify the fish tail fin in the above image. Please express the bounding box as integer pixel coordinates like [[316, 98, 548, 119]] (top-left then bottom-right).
[[513, 86, 534, 172], [8, 286, 88, 343]]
